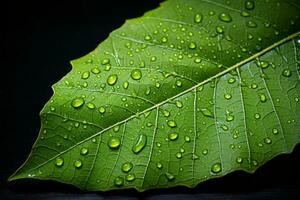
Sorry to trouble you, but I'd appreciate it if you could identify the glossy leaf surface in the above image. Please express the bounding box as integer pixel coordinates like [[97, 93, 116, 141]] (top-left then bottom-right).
[[9, 0, 300, 192]]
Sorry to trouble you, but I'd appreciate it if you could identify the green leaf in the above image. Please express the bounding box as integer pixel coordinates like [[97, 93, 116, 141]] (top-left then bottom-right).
[[9, 0, 300, 192]]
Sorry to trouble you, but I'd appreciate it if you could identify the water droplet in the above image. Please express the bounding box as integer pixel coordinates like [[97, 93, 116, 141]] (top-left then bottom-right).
[[50, 106, 56, 111], [71, 98, 85, 108], [226, 114, 234, 122], [132, 134, 147, 154], [175, 101, 183, 108], [211, 163, 222, 173], [101, 58, 110, 65], [107, 74, 118, 85], [259, 94, 267, 103], [98, 106, 106, 114], [252, 160, 258, 166], [219, 13, 232, 22], [123, 81, 129, 89], [144, 35, 151, 41], [87, 102, 95, 109], [188, 42, 197, 49], [125, 174, 135, 182], [176, 152, 182, 159], [200, 108, 214, 118], [81, 71, 90, 79], [163, 110, 170, 117], [194, 13, 202, 23], [257, 61, 269, 69], [221, 124, 228, 131], [167, 120, 177, 128], [161, 37, 168, 43], [168, 133, 178, 141], [55, 158, 64, 167], [245, 0, 255, 10], [282, 69, 292, 77], [228, 77, 236, 84], [254, 113, 261, 119], [236, 157, 243, 164], [74, 160, 82, 168], [114, 176, 124, 186], [264, 137, 272, 144], [216, 26, 224, 34], [272, 128, 279, 135], [247, 20, 257, 28], [150, 56, 157, 62], [241, 11, 250, 17], [157, 162, 163, 169], [165, 172, 175, 181], [176, 80, 182, 87], [91, 67, 100, 74], [251, 83, 258, 89], [295, 97, 299, 102], [202, 149, 208, 155], [192, 154, 199, 160], [194, 58, 202, 63], [131, 69, 142, 80], [224, 94, 232, 100], [122, 162, 133, 173], [184, 135, 191, 142], [108, 137, 121, 149], [80, 147, 88, 155]]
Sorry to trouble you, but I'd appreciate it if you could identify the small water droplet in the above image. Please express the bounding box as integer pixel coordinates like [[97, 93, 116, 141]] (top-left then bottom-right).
[[71, 98, 85, 108], [55, 158, 64, 167], [224, 94, 232, 100], [247, 20, 257, 28], [264, 137, 272, 144], [200, 108, 214, 118], [259, 94, 267, 103], [87, 102, 95, 109], [241, 10, 250, 17], [226, 114, 234, 122], [101, 58, 110, 65], [194, 13, 202, 23], [236, 157, 243, 164], [91, 67, 100, 74], [108, 137, 121, 149], [125, 174, 135, 182], [184, 135, 191, 142], [282, 69, 292, 77], [176, 80, 182, 87], [81, 71, 90, 79], [202, 149, 208, 155], [131, 69, 142, 80], [228, 77, 236, 84], [114, 176, 124, 186], [98, 106, 106, 114], [272, 128, 279, 135], [175, 101, 183, 108], [122, 162, 133, 173], [221, 124, 228, 131], [74, 160, 82, 168], [245, 0, 255, 10], [163, 110, 170, 117], [150, 56, 157, 62], [167, 120, 177, 128], [157, 162, 163, 169], [194, 58, 202, 63], [188, 42, 197, 49], [216, 26, 224, 34], [123, 81, 129, 89], [165, 172, 175, 181], [80, 147, 89, 155], [132, 134, 147, 154], [107, 74, 118, 85], [168, 132, 178, 141], [144, 35, 151, 41], [219, 13, 232, 22], [211, 163, 222, 173], [254, 113, 261, 119], [176, 152, 182, 159]]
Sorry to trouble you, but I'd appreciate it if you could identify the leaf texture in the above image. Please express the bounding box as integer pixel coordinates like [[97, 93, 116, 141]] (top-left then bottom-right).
[[9, 0, 300, 191]]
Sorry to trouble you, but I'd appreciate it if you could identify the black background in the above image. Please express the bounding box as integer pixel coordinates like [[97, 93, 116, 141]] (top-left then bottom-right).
[[1, 0, 300, 199]]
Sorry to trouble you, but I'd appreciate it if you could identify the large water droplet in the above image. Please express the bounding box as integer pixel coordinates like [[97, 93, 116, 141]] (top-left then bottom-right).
[[55, 158, 64, 167], [87, 102, 95, 109], [168, 132, 178, 141], [132, 134, 147, 154], [211, 162, 222, 173], [259, 94, 267, 103], [107, 74, 118, 85], [167, 120, 177, 128], [131, 69, 142, 80], [71, 98, 85, 108], [219, 13, 232, 22], [122, 162, 133, 173], [175, 101, 183, 108], [108, 137, 121, 149], [114, 176, 124, 186], [98, 106, 106, 114]]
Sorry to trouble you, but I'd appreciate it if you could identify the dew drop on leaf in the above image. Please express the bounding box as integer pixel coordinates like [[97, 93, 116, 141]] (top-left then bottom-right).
[[87, 103, 95, 109], [236, 157, 243, 164], [125, 174, 135, 182], [107, 74, 118, 85], [224, 94, 232, 100], [114, 176, 124, 186], [98, 106, 106, 114], [74, 160, 83, 168], [259, 94, 267, 103], [165, 172, 175, 181], [219, 13, 232, 22], [167, 120, 177, 128], [156, 162, 163, 169], [91, 67, 100, 74], [81, 71, 90, 79], [264, 137, 272, 144], [272, 128, 279, 135], [132, 134, 147, 154], [247, 20, 257, 28], [194, 13, 202, 23], [101, 58, 110, 65], [121, 162, 133, 173], [108, 137, 121, 149], [55, 158, 64, 167], [200, 108, 214, 118], [211, 163, 222, 173], [245, 0, 255, 10], [168, 132, 178, 141], [123, 81, 129, 89], [71, 98, 85, 108], [282, 69, 292, 77], [175, 101, 183, 108], [80, 147, 89, 155], [131, 69, 142, 80], [188, 42, 197, 49]]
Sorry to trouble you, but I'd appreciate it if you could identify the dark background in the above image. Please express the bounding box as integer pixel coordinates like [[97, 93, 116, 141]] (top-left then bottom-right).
[[1, 0, 300, 199]]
